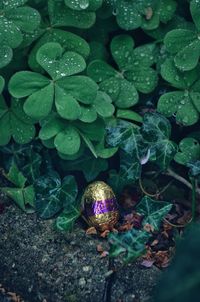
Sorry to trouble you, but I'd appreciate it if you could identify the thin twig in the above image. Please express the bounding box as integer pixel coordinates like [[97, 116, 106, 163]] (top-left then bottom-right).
[[165, 168, 200, 196], [102, 258, 116, 302], [139, 177, 173, 198]]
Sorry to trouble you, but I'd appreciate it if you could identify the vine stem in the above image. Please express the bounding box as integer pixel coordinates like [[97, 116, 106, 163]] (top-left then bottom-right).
[[165, 168, 200, 196], [191, 177, 197, 222]]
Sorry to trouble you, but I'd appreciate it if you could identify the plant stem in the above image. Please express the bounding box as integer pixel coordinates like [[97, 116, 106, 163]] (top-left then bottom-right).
[[190, 177, 196, 222], [165, 168, 200, 196]]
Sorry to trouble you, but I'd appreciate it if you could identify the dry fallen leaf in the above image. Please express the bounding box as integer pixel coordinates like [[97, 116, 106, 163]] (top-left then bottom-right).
[[100, 230, 110, 238], [85, 227, 97, 235]]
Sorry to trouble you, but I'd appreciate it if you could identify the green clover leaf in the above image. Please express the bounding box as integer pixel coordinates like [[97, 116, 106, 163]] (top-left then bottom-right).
[[48, 0, 96, 28], [87, 35, 158, 108], [39, 114, 106, 156], [174, 138, 200, 166], [0, 1, 41, 67], [28, 29, 90, 72], [0, 96, 36, 146], [64, 0, 102, 11], [142, 0, 177, 30], [0, 75, 5, 93], [9, 42, 101, 121], [157, 58, 200, 126], [164, 0, 200, 71], [105, 0, 155, 30]]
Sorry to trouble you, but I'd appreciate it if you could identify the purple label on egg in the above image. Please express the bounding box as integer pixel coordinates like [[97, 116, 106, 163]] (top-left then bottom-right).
[[85, 198, 118, 216]]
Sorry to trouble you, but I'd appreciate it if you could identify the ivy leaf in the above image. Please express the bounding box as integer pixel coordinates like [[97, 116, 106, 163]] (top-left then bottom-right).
[[107, 119, 148, 158], [142, 113, 177, 170], [174, 138, 200, 166], [2, 185, 35, 212], [56, 209, 80, 231], [0, 142, 43, 182], [61, 175, 78, 208], [34, 171, 63, 219], [187, 161, 200, 178], [120, 150, 142, 183], [109, 228, 151, 262], [136, 196, 172, 231], [5, 162, 27, 188]]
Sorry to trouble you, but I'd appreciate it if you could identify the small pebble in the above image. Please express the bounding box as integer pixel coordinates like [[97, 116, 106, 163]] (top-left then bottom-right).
[[79, 277, 86, 288]]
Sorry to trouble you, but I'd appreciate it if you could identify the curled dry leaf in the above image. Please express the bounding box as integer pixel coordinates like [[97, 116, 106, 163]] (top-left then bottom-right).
[[85, 226, 97, 235]]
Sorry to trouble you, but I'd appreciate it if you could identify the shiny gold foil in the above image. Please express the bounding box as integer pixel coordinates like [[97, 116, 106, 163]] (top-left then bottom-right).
[[82, 181, 119, 231]]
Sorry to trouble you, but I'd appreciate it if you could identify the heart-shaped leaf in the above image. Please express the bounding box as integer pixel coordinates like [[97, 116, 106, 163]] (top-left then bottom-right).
[[55, 85, 81, 120], [28, 29, 90, 72], [54, 126, 81, 155], [48, 0, 95, 28], [36, 42, 86, 80], [0, 96, 36, 146], [174, 138, 200, 166]]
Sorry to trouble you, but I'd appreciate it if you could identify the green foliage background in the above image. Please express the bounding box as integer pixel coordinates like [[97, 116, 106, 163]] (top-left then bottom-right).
[[0, 0, 200, 233]]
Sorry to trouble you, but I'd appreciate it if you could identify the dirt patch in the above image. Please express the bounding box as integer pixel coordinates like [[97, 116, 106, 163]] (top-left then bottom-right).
[[0, 205, 160, 302]]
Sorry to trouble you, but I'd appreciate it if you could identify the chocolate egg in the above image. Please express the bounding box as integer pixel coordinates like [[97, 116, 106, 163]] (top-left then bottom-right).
[[82, 181, 119, 231]]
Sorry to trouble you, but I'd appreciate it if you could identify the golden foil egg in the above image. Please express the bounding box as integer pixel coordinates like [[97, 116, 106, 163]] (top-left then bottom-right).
[[82, 181, 119, 231]]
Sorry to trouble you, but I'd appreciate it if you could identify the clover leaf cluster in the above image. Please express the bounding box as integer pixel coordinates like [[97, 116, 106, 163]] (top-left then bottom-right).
[[0, 0, 199, 205]]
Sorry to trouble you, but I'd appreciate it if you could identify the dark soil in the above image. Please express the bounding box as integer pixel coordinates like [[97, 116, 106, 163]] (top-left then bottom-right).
[[0, 203, 160, 302]]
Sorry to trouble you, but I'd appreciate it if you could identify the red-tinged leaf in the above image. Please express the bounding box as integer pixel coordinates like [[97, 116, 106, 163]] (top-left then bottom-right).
[[100, 251, 109, 258], [118, 223, 133, 232], [100, 230, 110, 238]]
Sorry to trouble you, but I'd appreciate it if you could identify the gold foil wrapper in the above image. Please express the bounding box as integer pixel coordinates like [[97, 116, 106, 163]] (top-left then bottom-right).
[[82, 181, 119, 231]]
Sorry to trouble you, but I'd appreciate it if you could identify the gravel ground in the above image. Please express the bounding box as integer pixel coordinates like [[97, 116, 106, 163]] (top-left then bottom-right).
[[0, 205, 160, 302]]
